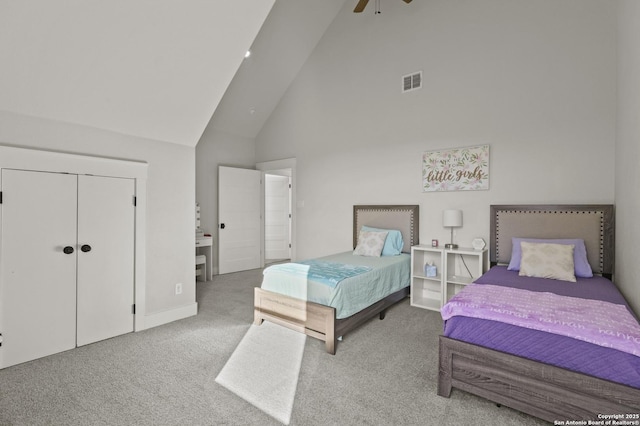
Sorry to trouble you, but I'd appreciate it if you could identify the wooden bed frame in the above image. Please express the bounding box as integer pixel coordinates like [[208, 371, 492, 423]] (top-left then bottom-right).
[[438, 204, 640, 421], [254, 204, 419, 354]]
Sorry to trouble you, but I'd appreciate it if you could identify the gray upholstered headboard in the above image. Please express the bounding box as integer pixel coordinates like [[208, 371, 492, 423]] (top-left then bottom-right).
[[353, 205, 419, 253], [490, 204, 615, 277]]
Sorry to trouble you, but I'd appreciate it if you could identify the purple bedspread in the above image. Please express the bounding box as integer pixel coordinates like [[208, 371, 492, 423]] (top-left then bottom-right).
[[442, 266, 640, 389]]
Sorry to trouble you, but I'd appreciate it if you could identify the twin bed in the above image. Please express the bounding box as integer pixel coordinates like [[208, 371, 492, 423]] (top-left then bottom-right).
[[253, 203, 640, 422], [439, 205, 640, 421], [254, 204, 419, 354]]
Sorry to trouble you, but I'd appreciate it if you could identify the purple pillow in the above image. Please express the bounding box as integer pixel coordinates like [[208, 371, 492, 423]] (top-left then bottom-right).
[[507, 238, 593, 278]]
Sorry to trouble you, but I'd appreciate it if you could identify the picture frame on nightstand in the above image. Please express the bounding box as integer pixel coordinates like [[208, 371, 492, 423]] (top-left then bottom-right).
[[472, 238, 486, 250]]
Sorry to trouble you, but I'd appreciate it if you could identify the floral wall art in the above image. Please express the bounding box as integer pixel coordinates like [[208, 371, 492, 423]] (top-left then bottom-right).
[[422, 144, 490, 192]]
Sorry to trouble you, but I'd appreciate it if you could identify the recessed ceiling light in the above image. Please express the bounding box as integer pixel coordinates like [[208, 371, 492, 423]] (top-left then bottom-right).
[[245, 50, 251, 58]]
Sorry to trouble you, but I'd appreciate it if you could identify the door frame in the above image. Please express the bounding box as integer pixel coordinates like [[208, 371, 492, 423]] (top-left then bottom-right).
[[256, 158, 297, 264], [0, 145, 148, 335]]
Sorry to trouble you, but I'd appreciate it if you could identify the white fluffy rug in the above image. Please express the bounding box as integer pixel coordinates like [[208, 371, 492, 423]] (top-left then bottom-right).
[[215, 322, 306, 425]]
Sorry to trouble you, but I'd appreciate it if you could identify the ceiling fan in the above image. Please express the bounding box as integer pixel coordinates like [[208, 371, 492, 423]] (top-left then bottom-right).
[[354, 0, 412, 13]]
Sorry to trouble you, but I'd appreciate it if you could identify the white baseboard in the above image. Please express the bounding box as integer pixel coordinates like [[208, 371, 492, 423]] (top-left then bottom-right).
[[142, 302, 198, 330]]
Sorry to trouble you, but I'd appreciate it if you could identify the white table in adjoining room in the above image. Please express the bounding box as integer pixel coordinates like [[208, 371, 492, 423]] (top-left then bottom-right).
[[196, 236, 213, 281]]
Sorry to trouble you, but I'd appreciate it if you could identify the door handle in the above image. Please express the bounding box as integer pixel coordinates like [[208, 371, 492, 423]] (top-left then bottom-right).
[[220, 223, 225, 229], [63, 246, 74, 254], [81, 244, 92, 253]]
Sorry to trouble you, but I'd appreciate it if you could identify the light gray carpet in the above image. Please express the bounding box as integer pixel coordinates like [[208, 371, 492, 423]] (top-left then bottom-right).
[[0, 268, 549, 425], [215, 321, 306, 424]]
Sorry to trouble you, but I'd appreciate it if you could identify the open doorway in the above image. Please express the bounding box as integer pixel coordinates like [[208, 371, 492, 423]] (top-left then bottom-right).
[[264, 170, 291, 265], [256, 158, 297, 266]]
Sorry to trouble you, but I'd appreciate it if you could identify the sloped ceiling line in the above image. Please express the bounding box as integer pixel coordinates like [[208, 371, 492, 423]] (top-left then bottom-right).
[[0, 1, 276, 147]]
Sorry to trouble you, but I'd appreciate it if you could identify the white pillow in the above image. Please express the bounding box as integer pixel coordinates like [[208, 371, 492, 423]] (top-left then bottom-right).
[[518, 241, 576, 282], [353, 230, 388, 257]]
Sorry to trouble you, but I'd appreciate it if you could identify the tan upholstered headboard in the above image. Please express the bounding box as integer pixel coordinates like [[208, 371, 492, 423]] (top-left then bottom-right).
[[490, 205, 615, 277], [353, 205, 419, 253]]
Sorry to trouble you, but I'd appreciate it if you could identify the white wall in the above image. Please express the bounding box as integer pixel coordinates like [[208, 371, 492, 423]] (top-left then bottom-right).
[[256, 0, 617, 262], [615, 0, 640, 314], [195, 127, 256, 274], [0, 111, 196, 320]]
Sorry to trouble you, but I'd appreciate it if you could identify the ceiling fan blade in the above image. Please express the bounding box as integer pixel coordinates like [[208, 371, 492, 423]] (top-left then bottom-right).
[[354, 0, 369, 13]]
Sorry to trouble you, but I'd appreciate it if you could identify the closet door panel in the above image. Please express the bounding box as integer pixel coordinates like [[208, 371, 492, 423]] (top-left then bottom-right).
[[0, 169, 78, 368], [76, 175, 135, 347]]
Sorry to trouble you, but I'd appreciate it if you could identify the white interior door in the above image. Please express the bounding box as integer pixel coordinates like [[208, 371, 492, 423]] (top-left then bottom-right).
[[264, 174, 291, 261], [0, 169, 78, 368], [76, 175, 135, 346], [218, 166, 261, 274]]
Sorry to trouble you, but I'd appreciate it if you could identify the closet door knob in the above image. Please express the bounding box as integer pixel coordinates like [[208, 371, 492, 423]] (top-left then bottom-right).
[[81, 244, 92, 253], [63, 246, 74, 254]]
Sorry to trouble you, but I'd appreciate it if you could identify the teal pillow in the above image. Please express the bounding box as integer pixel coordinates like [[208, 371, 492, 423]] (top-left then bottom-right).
[[361, 225, 404, 256]]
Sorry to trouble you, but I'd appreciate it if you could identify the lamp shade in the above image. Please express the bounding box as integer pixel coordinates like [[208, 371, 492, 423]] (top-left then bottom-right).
[[443, 209, 463, 228]]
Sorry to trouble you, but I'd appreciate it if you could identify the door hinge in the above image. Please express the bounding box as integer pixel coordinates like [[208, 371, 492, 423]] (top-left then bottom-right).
[[289, 244, 291, 248], [289, 184, 291, 188], [133, 196, 137, 206], [0, 333, 3, 346], [132, 304, 136, 314], [0, 191, 3, 204]]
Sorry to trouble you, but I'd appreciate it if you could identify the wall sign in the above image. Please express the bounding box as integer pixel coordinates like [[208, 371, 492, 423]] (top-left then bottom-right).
[[422, 144, 490, 192]]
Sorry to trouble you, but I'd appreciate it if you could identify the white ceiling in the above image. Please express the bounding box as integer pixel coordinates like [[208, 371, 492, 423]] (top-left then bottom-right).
[[206, 0, 347, 140], [0, 1, 275, 147]]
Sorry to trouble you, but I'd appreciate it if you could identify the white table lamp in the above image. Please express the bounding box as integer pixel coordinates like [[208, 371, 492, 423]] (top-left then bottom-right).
[[443, 209, 463, 249]]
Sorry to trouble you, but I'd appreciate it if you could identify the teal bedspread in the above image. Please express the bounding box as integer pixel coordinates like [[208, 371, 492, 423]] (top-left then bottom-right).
[[265, 260, 372, 288], [261, 251, 410, 319]]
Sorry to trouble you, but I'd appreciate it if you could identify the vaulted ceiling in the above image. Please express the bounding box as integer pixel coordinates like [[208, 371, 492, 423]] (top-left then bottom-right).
[[0, 1, 349, 148], [0, 1, 275, 147], [206, 0, 347, 140]]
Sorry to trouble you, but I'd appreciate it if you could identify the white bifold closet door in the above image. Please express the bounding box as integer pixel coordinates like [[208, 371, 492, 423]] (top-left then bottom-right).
[[0, 170, 135, 368], [1, 170, 78, 368], [76, 175, 135, 347]]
